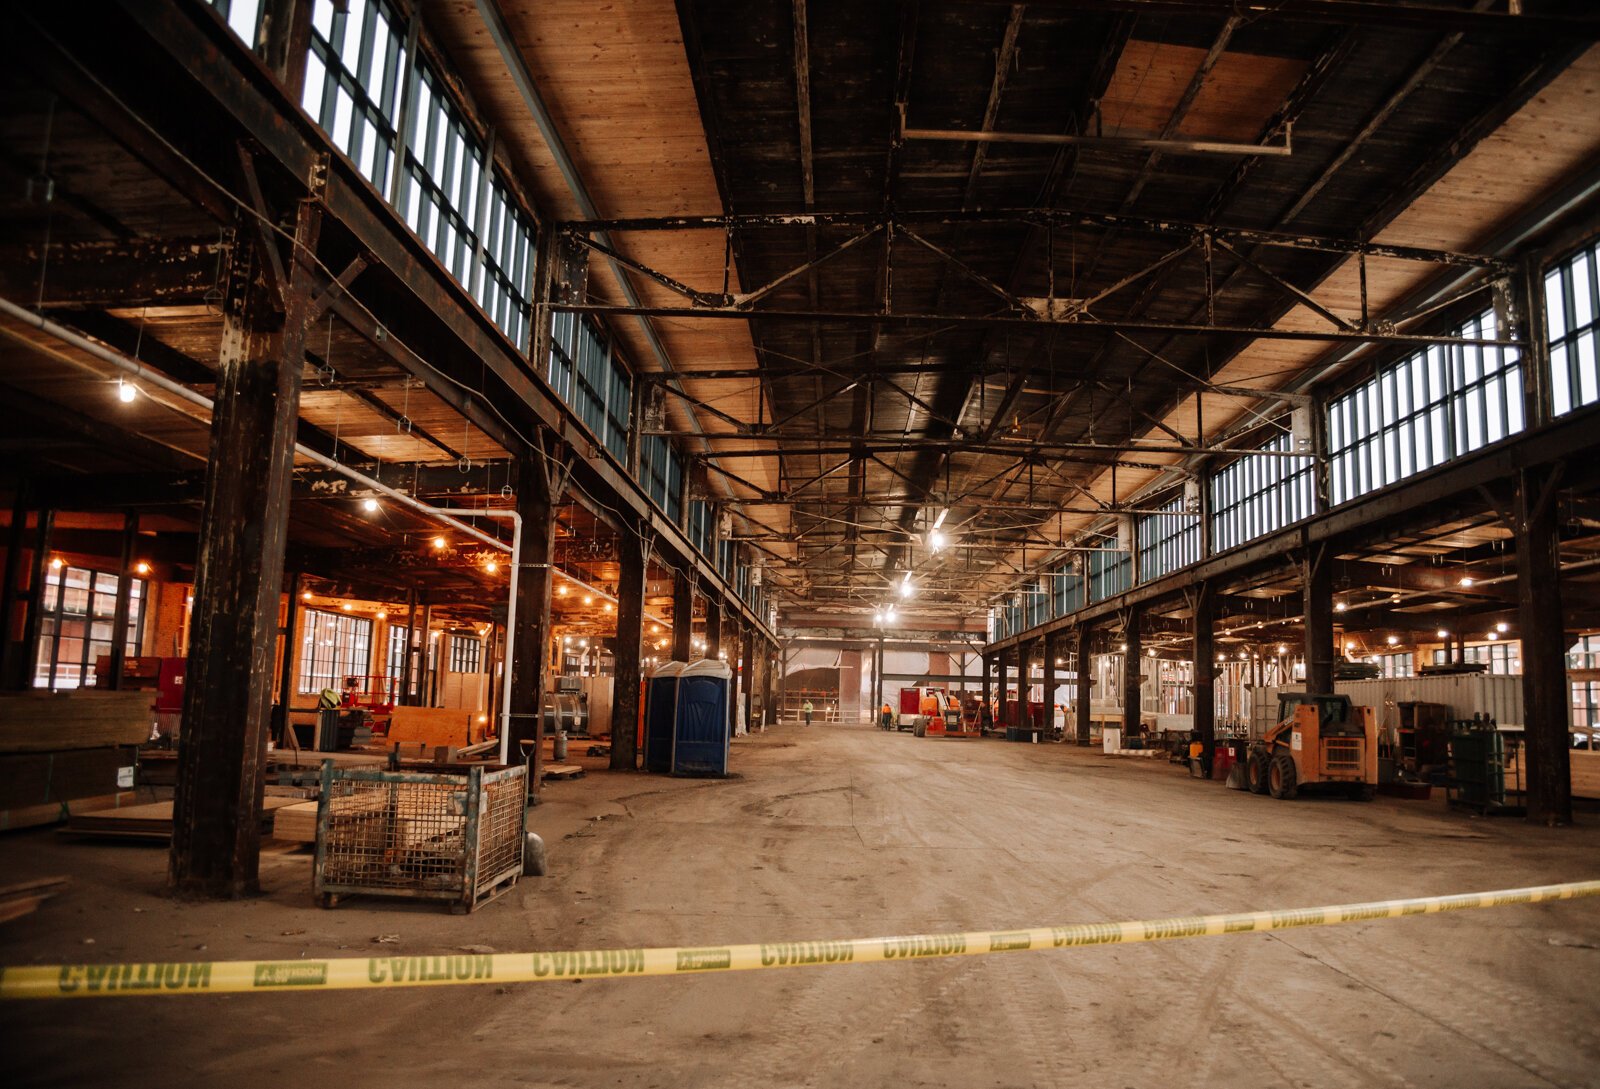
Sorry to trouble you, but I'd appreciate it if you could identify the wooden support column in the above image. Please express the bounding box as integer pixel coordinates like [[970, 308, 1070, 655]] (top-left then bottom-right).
[[1517, 251, 1554, 432], [400, 586, 416, 705], [17, 509, 54, 691], [171, 195, 321, 899], [705, 598, 721, 659], [1123, 617, 1141, 738], [1076, 626, 1093, 746], [672, 569, 694, 660], [107, 511, 139, 690], [742, 626, 755, 734], [980, 652, 991, 719], [1192, 582, 1216, 777], [1041, 633, 1056, 736], [610, 530, 646, 770], [875, 635, 885, 720], [1303, 544, 1334, 694], [0, 489, 31, 689], [1514, 466, 1570, 825], [276, 571, 299, 738], [1001, 642, 1016, 727], [510, 447, 560, 799]]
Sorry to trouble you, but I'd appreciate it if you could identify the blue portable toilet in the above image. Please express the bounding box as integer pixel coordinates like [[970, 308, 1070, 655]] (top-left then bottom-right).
[[673, 659, 732, 777], [643, 661, 684, 773]]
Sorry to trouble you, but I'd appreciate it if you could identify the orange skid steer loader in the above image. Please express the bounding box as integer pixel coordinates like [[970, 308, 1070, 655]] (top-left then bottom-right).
[[1244, 693, 1378, 801]]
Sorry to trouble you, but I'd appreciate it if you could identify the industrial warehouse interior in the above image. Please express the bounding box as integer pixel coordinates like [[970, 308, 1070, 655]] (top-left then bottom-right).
[[3, 0, 1600, 1085]]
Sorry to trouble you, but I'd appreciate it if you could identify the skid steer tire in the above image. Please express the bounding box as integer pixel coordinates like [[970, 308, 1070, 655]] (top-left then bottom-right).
[[1269, 754, 1299, 800], [1246, 751, 1271, 795]]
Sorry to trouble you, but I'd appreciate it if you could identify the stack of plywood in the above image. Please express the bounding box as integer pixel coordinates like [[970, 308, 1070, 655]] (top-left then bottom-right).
[[63, 797, 299, 840], [0, 691, 152, 751], [383, 707, 481, 751], [272, 790, 462, 845], [0, 692, 153, 831]]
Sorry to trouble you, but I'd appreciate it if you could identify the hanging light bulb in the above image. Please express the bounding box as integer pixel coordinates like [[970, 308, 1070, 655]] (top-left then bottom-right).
[[1386, 635, 1398, 645], [117, 378, 136, 403], [362, 497, 379, 513], [485, 559, 500, 575], [1334, 602, 1347, 612], [377, 610, 388, 620], [432, 536, 446, 550], [1495, 622, 1508, 633], [135, 561, 151, 575], [301, 590, 312, 601]]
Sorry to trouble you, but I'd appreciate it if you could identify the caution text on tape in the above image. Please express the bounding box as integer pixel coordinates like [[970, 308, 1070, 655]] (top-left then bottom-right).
[[4, 878, 1597, 1000]]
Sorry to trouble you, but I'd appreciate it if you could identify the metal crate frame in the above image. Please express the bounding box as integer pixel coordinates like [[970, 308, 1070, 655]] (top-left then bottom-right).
[[313, 762, 526, 913]]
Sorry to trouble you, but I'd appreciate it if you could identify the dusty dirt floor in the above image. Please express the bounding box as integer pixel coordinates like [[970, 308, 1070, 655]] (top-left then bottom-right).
[[3, 721, 1600, 1089]]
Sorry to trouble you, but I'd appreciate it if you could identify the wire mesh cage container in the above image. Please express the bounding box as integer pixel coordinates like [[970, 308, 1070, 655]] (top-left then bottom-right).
[[313, 762, 527, 913]]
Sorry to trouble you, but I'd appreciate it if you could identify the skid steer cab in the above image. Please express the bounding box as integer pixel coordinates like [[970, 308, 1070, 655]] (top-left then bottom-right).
[[1244, 693, 1378, 801]]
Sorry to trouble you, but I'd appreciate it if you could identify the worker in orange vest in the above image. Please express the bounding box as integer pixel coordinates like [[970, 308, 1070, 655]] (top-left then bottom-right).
[[880, 701, 893, 730]]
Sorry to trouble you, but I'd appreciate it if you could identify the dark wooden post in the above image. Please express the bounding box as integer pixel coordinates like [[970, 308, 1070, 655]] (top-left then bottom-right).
[[1000, 643, 1015, 728], [705, 598, 721, 659], [170, 196, 321, 899], [742, 625, 755, 734], [276, 571, 300, 738], [1123, 616, 1141, 739], [1192, 582, 1215, 777], [1303, 544, 1334, 694], [107, 511, 140, 690], [18, 509, 54, 690], [980, 652, 991, 721], [1514, 466, 1570, 825], [610, 530, 646, 770], [764, 638, 776, 725], [400, 586, 416, 705], [672, 569, 693, 660], [1041, 633, 1056, 737], [0, 488, 27, 689], [510, 447, 559, 799], [1076, 626, 1093, 746]]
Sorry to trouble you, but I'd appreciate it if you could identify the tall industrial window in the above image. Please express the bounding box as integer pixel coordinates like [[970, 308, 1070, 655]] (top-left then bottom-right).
[[1432, 642, 1520, 674], [32, 566, 145, 690], [385, 625, 412, 695], [1022, 578, 1049, 628], [718, 538, 735, 582], [640, 434, 683, 522], [297, 610, 373, 694], [550, 312, 631, 462], [207, 0, 265, 45], [302, 0, 408, 199], [1137, 495, 1200, 582], [1547, 238, 1600, 415], [1050, 564, 1084, 617], [448, 633, 482, 673], [479, 183, 536, 349], [1086, 541, 1130, 603], [1569, 636, 1600, 729], [1376, 652, 1415, 678], [1210, 431, 1314, 553], [1328, 308, 1523, 505], [688, 500, 714, 554], [400, 63, 483, 287]]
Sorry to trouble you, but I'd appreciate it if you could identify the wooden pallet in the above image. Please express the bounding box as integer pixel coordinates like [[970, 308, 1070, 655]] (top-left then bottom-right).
[[542, 764, 586, 781]]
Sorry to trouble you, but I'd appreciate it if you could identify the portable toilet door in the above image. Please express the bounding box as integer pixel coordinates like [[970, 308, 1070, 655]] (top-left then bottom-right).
[[644, 661, 685, 773], [673, 659, 733, 776]]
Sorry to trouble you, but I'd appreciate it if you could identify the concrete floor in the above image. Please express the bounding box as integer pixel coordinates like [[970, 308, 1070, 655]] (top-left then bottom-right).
[[4, 722, 1600, 1089]]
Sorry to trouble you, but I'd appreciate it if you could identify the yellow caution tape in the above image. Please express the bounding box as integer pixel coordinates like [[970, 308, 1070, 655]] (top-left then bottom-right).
[[4, 878, 1598, 1000]]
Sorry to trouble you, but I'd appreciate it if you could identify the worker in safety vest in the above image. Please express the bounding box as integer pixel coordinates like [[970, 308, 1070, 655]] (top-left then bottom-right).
[[803, 699, 814, 726], [880, 702, 893, 730]]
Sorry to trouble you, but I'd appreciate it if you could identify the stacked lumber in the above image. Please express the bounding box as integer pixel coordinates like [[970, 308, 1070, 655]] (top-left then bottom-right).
[[0, 876, 70, 925], [63, 797, 299, 841], [272, 790, 464, 845], [273, 800, 321, 843], [0, 691, 152, 752], [384, 706, 481, 749], [1571, 749, 1600, 800]]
